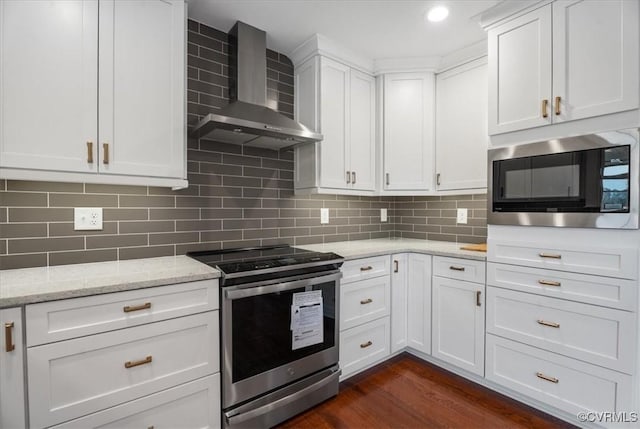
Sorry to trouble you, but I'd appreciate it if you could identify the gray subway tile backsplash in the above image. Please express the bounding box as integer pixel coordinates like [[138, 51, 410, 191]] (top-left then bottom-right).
[[0, 19, 486, 270]]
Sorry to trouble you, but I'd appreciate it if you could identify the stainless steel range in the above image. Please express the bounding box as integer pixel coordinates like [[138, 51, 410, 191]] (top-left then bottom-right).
[[188, 245, 344, 428]]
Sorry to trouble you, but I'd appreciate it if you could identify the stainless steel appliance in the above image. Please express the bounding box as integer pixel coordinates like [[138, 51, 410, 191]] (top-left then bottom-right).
[[188, 245, 343, 428], [488, 128, 639, 229]]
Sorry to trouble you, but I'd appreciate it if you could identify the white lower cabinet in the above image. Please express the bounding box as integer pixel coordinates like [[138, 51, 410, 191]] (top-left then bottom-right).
[[390, 253, 408, 353], [432, 276, 485, 376], [0, 307, 26, 429], [339, 317, 390, 379], [52, 374, 221, 429], [407, 253, 432, 354], [340, 276, 390, 331]]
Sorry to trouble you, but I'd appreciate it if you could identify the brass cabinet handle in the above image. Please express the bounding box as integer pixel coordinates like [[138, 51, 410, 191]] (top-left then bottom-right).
[[538, 279, 561, 287], [449, 266, 466, 271], [542, 99, 549, 118], [436, 173, 441, 186], [124, 355, 153, 369], [360, 340, 373, 349], [386, 173, 390, 186], [87, 141, 94, 163], [4, 322, 15, 352], [554, 96, 561, 115], [394, 260, 399, 273], [476, 291, 482, 307], [352, 171, 356, 184], [539, 253, 561, 259], [123, 302, 152, 313], [537, 319, 560, 328], [360, 298, 373, 305], [536, 372, 559, 383], [346, 171, 351, 184], [360, 266, 373, 272], [103, 143, 109, 164]]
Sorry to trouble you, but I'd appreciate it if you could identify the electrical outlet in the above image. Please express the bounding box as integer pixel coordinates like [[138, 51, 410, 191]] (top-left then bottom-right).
[[380, 208, 388, 222], [74, 207, 103, 230], [456, 208, 468, 224], [320, 208, 329, 224]]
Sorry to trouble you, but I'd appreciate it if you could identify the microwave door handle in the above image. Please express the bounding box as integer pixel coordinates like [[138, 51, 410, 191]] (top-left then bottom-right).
[[225, 272, 342, 300]]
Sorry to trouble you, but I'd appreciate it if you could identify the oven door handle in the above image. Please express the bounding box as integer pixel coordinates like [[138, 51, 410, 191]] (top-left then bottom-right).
[[225, 272, 342, 300]]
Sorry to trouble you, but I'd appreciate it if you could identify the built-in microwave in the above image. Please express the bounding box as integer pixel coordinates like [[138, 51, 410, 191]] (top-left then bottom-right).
[[488, 129, 639, 229]]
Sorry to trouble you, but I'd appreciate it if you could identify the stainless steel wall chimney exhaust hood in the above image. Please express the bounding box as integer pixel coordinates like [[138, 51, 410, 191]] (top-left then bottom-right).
[[189, 21, 322, 149]]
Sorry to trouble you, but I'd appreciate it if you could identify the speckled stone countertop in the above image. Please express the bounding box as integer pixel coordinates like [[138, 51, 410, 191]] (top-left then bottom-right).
[[297, 238, 487, 261], [0, 255, 220, 308]]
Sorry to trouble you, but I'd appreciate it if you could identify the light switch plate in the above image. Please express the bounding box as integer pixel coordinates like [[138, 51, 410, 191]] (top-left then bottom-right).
[[380, 208, 388, 222], [320, 208, 329, 224], [74, 207, 103, 230], [456, 208, 468, 224]]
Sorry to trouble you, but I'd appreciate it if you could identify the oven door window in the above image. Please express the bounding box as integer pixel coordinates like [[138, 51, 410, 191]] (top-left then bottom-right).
[[231, 281, 336, 384]]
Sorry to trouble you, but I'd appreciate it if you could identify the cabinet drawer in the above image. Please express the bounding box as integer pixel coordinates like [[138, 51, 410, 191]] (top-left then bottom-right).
[[486, 334, 633, 417], [28, 311, 219, 429], [433, 256, 485, 284], [340, 317, 390, 379], [26, 279, 219, 346], [488, 239, 637, 279], [341, 256, 390, 284], [340, 276, 390, 331], [487, 262, 637, 311], [52, 374, 221, 429], [487, 287, 636, 373]]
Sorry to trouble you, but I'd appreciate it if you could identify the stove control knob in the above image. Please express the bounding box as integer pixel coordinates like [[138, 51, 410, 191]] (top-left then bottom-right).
[[287, 367, 295, 376]]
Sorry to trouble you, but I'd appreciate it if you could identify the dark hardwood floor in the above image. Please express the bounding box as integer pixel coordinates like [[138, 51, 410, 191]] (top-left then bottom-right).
[[278, 353, 575, 429]]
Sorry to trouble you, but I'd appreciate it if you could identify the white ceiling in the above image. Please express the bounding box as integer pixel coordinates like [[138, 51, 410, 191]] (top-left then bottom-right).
[[187, 0, 501, 61]]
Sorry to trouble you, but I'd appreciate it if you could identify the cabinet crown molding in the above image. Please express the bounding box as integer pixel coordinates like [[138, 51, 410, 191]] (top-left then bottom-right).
[[479, 0, 550, 30], [290, 33, 375, 74]]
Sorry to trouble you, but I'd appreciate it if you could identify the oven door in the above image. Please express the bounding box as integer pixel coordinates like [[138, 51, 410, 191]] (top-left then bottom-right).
[[221, 271, 340, 409]]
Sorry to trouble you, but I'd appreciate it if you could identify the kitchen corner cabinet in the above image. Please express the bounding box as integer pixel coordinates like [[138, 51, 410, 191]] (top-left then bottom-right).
[[435, 58, 488, 191], [488, 0, 639, 135], [406, 253, 432, 354], [0, 307, 26, 429], [382, 72, 435, 192], [294, 56, 376, 194], [390, 253, 408, 353], [0, 0, 187, 188], [431, 257, 486, 376]]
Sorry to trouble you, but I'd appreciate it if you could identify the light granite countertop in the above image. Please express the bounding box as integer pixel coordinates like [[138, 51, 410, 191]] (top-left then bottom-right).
[[297, 238, 487, 261], [0, 255, 220, 308]]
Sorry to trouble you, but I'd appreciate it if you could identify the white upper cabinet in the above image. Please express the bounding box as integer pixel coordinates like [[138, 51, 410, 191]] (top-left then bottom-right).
[[488, 0, 639, 136], [383, 72, 435, 192], [0, 0, 99, 174], [294, 56, 375, 194], [435, 58, 488, 191], [0, 0, 186, 187]]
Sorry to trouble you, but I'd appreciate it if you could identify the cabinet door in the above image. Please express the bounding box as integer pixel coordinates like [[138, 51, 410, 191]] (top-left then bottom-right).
[[318, 57, 350, 189], [98, 0, 185, 179], [488, 5, 552, 134], [435, 58, 488, 191], [349, 69, 376, 192], [432, 277, 485, 376], [407, 253, 432, 354], [391, 254, 408, 353], [383, 73, 434, 191], [0, 0, 98, 173], [552, 0, 639, 123], [0, 308, 26, 429]]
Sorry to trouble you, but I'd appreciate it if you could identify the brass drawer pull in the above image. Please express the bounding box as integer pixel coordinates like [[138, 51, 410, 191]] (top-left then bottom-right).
[[449, 266, 466, 271], [360, 341, 373, 349], [541, 99, 549, 118], [538, 253, 561, 259], [394, 260, 399, 273], [360, 266, 373, 272], [87, 141, 94, 163], [124, 355, 153, 369], [536, 372, 559, 383], [360, 298, 373, 305], [554, 96, 561, 115], [537, 319, 560, 328], [123, 302, 152, 313], [5, 322, 15, 352], [476, 291, 482, 307], [538, 279, 561, 287], [103, 143, 109, 164]]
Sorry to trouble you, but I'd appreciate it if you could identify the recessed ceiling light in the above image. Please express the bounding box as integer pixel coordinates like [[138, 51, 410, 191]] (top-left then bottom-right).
[[426, 5, 449, 23]]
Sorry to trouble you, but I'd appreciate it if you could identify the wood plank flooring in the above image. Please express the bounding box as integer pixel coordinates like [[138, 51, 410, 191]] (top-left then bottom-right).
[[278, 353, 575, 429]]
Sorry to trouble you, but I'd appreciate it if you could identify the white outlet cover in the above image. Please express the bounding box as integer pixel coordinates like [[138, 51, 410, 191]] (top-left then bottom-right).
[[320, 208, 329, 224], [380, 208, 388, 222], [456, 208, 468, 224], [74, 207, 103, 230]]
